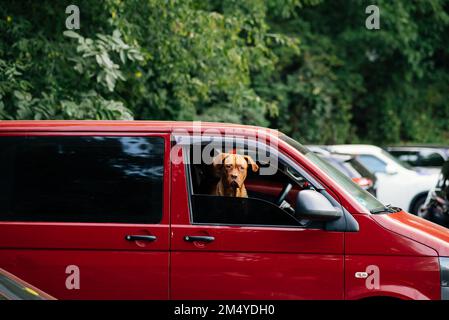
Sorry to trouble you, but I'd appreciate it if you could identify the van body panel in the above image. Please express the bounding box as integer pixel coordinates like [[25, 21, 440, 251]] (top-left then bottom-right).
[[345, 255, 440, 300], [345, 215, 441, 300], [372, 211, 449, 257], [346, 215, 438, 257], [171, 252, 343, 300], [0, 249, 169, 300]]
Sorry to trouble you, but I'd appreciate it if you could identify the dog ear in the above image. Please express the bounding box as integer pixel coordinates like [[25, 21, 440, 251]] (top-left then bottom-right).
[[212, 152, 229, 169], [244, 155, 259, 172]]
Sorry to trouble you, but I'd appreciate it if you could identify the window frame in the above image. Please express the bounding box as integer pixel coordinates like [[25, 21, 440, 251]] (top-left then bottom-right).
[[0, 132, 170, 225], [178, 135, 328, 229]]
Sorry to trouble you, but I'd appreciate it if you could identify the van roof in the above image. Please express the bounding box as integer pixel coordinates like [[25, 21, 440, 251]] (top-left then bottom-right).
[[0, 120, 280, 136]]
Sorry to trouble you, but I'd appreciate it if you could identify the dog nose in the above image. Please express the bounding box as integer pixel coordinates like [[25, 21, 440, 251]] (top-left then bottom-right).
[[231, 174, 238, 180]]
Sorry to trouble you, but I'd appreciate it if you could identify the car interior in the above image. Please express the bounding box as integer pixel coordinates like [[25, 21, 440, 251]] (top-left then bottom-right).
[[185, 141, 316, 226]]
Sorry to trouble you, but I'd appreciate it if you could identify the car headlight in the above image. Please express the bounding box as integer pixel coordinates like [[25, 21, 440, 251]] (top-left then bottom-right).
[[439, 257, 449, 300]]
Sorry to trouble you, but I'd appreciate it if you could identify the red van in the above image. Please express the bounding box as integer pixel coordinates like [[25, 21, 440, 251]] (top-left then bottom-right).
[[0, 120, 448, 300]]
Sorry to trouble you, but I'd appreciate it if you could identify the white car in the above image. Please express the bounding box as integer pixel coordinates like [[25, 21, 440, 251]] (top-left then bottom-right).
[[326, 144, 439, 214]]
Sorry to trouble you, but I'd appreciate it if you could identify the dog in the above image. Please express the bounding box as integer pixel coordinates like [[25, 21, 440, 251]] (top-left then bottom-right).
[[211, 151, 259, 198]]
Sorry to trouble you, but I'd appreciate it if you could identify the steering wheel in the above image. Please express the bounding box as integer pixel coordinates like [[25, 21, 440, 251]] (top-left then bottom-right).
[[276, 183, 293, 206]]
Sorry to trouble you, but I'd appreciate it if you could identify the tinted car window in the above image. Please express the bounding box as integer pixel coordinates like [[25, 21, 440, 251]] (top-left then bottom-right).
[[357, 155, 387, 173], [390, 150, 445, 167], [0, 136, 164, 224], [420, 152, 445, 167], [390, 151, 419, 166]]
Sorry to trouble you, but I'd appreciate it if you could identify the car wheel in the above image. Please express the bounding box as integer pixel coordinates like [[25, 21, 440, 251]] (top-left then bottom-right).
[[411, 196, 427, 216]]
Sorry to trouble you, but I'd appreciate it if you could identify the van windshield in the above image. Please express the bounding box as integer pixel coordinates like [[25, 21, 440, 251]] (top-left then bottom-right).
[[280, 134, 387, 213]]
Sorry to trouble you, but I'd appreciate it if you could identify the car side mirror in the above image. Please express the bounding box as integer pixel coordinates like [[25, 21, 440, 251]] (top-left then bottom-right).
[[385, 164, 398, 175], [295, 190, 342, 221]]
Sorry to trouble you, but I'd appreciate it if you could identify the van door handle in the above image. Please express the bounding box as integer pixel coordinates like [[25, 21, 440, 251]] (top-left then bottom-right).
[[125, 235, 157, 242], [184, 235, 215, 243]]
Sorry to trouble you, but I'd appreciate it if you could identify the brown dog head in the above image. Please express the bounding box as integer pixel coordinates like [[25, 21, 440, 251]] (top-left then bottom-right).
[[212, 152, 259, 191]]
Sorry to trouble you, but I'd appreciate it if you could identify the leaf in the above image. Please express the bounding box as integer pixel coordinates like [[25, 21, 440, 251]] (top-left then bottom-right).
[[119, 50, 126, 63], [105, 73, 115, 92], [63, 30, 81, 39]]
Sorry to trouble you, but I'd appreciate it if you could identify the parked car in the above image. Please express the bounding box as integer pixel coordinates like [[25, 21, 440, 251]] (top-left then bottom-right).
[[386, 145, 449, 172], [326, 145, 439, 214], [313, 152, 377, 196], [0, 268, 55, 300], [1, 121, 449, 300], [420, 161, 449, 227]]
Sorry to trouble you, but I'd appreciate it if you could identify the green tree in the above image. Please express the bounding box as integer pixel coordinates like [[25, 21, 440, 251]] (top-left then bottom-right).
[[1, 0, 449, 145], [0, 0, 294, 125], [262, 0, 449, 144]]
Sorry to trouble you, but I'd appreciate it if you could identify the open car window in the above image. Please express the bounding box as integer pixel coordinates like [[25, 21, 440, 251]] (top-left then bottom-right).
[[183, 138, 319, 228]]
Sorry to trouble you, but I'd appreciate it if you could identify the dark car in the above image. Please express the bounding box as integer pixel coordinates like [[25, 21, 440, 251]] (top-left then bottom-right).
[[420, 161, 449, 227], [311, 149, 377, 196], [0, 268, 55, 300], [386, 145, 449, 171]]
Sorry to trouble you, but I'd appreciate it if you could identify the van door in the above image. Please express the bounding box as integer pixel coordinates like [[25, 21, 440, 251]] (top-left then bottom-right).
[[170, 138, 344, 299], [0, 133, 170, 299]]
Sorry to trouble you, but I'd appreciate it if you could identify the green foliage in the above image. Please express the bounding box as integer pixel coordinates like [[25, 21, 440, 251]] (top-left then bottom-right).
[[254, 0, 449, 144], [0, 0, 448, 144], [63, 29, 144, 92], [107, 0, 292, 125], [0, 0, 135, 120]]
